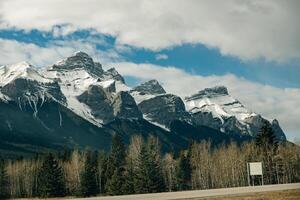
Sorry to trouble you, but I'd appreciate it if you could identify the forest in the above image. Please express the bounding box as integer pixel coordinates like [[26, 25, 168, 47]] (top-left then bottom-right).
[[0, 122, 299, 198]]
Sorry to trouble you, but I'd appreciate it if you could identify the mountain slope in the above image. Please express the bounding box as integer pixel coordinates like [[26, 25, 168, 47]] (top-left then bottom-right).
[[0, 52, 286, 157], [184, 86, 286, 140]]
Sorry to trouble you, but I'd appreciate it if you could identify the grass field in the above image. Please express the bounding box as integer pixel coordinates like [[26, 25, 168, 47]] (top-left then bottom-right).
[[193, 189, 300, 200]]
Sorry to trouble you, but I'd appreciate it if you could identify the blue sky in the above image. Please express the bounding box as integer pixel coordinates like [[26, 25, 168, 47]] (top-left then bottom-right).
[[0, 0, 299, 140], [1, 28, 298, 89]]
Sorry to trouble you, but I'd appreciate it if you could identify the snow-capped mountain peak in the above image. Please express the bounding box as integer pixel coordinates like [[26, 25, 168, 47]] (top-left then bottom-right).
[[129, 79, 166, 104], [186, 86, 229, 101], [185, 86, 255, 121], [52, 51, 95, 71], [133, 79, 166, 95], [0, 61, 52, 86], [0, 52, 286, 142]]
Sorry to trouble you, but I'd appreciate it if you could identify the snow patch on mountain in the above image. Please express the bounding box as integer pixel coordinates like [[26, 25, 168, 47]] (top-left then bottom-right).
[[185, 86, 257, 123], [98, 79, 115, 88], [115, 81, 131, 92], [0, 61, 52, 86], [130, 91, 157, 104], [143, 114, 170, 131], [43, 66, 104, 126], [130, 79, 166, 104], [0, 92, 10, 103]]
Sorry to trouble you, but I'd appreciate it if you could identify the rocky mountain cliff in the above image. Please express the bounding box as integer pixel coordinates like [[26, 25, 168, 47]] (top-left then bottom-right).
[[0, 52, 286, 157]]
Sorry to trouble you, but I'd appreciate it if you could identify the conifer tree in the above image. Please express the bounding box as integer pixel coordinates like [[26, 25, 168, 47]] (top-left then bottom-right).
[[256, 121, 279, 153], [256, 121, 279, 184], [176, 151, 191, 190], [105, 134, 126, 195], [0, 157, 9, 199], [37, 153, 66, 197], [147, 136, 165, 193], [80, 150, 98, 197], [134, 144, 149, 194], [96, 150, 107, 194], [106, 168, 124, 195], [135, 136, 165, 193], [122, 157, 135, 194]]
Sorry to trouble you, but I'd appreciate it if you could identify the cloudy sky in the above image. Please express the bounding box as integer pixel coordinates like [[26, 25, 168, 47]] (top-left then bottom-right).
[[0, 0, 299, 140]]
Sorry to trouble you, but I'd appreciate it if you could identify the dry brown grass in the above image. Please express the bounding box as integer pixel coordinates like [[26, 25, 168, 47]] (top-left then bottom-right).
[[193, 189, 300, 200]]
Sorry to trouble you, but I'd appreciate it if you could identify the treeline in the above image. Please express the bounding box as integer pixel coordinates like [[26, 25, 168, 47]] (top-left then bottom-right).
[[0, 123, 300, 198]]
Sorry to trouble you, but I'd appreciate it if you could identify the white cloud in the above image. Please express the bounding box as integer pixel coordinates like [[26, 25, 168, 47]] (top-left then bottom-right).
[[107, 62, 300, 140], [0, 38, 121, 67], [52, 24, 78, 38], [155, 54, 168, 61], [0, 0, 299, 62]]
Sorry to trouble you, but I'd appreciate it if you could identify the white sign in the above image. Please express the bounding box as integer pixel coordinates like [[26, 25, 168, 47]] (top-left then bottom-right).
[[249, 162, 263, 175]]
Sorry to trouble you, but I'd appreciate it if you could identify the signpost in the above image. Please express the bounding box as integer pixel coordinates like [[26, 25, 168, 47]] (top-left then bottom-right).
[[247, 162, 263, 186]]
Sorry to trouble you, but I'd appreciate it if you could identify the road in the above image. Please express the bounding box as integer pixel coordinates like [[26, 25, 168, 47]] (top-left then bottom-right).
[[73, 183, 300, 200]]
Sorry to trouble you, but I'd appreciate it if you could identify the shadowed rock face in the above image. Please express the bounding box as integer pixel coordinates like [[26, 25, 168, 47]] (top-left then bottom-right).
[[53, 51, 94, 70], [77, 85, 114, 123], [271, 119, 286, 140], [112, 91, 143, 119], [104, 68, 125, 83], [52, 51, 104, 76], [192, 111, 223, 130], [186, 86, 228, 101], [78, 86, 142, 123], [191, 111, 249, 135], [1, 78, 66, 104], [103, 81, 116, 93], [222, 116, 249, 135], [138, 94, 191, 127], [244, 115, 286, 140], [132, 79, 166, 95]]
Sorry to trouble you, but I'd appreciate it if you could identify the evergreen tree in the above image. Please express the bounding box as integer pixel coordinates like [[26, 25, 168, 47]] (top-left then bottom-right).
[[176, 151, 191, 190], [135, 136, 165, 193], [37, 153, 66, 197], [0, 157, 9, 199], [105, 134, 126, 195], [255, 121, 279, 184], [80, 150, 98, 197], [122, 157, 135, 194], [106, 168, 124, 195], [96, 150, 107, 194], [134, 144, 149, 193], [256, 121, 279, 153], [147, 136, 165, 193]]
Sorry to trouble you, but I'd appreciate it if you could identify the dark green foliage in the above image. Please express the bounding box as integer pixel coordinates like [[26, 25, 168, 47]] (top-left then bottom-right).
[[37, 153, 66, 197], [256, 121, 279, 153], [106, 168, 124, 195], [176, 151, 191, 190], [0, 157, 9, 199], [80, 151, 98, 197], [122, 157, 135, 194], [105, 134, 126, 195], [135, 137, 165, 193], [96, 151, 107, 194], [135, 144, 149, 193], [255, 121, 279, 184]]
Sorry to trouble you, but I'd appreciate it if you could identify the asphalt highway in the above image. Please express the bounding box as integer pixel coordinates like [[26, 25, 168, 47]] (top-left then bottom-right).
[[73, 183, 300, 200]]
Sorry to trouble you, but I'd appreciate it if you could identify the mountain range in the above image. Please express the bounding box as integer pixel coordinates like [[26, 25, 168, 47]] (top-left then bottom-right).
[[0, 52, 286, 157]]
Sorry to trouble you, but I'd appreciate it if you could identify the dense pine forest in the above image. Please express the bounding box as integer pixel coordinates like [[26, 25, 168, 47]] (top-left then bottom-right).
[[0, 123, 299, 198]]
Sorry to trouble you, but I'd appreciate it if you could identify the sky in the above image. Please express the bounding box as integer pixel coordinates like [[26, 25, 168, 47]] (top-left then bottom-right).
[[0, 0, 299, 141]]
